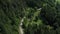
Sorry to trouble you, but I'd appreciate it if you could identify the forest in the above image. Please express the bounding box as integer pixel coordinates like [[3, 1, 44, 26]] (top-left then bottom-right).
[[0, 0, 60, 34]]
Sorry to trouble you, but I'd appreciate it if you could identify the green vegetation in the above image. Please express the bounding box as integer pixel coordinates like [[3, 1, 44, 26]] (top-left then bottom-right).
[[0, 0, 60, 34]]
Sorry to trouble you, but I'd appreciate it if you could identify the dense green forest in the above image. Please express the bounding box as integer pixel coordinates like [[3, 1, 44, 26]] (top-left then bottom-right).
[[0, 0, 60, 34]]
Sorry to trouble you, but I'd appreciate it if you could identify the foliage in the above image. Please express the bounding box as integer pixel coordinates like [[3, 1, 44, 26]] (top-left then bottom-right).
[[0, 0, 60, 34]]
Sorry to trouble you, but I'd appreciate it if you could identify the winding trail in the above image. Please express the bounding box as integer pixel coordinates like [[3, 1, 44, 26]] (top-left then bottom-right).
[[19, 8, 42, 34], [19, 17, 26, 34]]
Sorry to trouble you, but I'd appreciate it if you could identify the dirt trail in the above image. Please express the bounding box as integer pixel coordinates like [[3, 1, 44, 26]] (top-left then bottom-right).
[[19, 17, 26, 34]]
